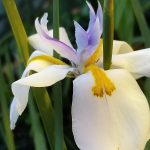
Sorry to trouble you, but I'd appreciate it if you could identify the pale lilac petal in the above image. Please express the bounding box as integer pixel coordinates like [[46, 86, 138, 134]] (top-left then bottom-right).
[[96, 1, 103, 34], [87, 16, 101, 46], [86, 1, 96, 33], [75, 2, 103, 64], [28, 27, 73, 56], [35, 14, 77, 63], [80, 45, 98, 64], [87, 1, 103, 43], [79, 17, 101, 63], [74, 21, 88, 52]]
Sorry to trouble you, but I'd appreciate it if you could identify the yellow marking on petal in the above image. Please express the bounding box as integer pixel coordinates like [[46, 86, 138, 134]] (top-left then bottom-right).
[[27, 55, 66, 66], [84, 65, 116, 97], [85, 39, 103, 67]]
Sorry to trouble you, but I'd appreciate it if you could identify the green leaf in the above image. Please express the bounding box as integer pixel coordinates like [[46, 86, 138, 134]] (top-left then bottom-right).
[[4, 48, 15, 83], [52, 0, 66, 149], [130, 0, 150, 47], [143, 1, 150, 11], [2, 0, 29, 63], [29, 97, 48, 150], [32, 88, 55, 150], [115, 0, 134, 44], [145, 140, 150, 150], [114, 0, 126, 30], [0, 68, 15, 150], [143, 79, 150, 150], [3, 0, 55, 149]]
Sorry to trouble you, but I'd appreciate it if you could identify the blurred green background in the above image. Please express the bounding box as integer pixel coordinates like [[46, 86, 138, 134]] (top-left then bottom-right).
[[0, 0, 150, 149]]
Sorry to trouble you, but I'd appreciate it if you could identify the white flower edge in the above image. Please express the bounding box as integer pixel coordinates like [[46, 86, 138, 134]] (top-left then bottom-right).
[[112, 48, 150, 79], [72, 69, 150, 150]]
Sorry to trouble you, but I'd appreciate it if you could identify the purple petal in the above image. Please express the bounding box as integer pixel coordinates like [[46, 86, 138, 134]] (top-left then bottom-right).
[[88, 17, 101, 46], [74, 2, 103, 64], [86, 1, 96, 33], [86, 2, 103, 48], [74, 21, 88, 52], [35, 14, 77, 63], [96, 1, 103, 35], [80, 45, 98, 63]]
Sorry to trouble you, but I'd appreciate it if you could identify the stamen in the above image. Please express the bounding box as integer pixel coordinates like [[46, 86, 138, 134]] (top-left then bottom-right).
[[27, 55, 66, 66], [84, 65, 116, 97], [85, 39, 103, 67]]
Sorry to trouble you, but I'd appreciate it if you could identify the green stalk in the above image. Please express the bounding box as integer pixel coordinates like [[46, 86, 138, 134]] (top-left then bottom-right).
[[32, 88, 54, 149], [52, 0, 66, 150], [2, 0, 29, 63], [29, 96, 47, 150], [0, 94, 15, 150], [130, 0, 150, 47], [0, 69, 15, 150], [3, 0, 55, 149], [103, 0, 114, 70]]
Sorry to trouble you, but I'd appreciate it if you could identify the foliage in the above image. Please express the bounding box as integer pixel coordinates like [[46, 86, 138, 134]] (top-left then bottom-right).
[[0, 0, 150, 149]]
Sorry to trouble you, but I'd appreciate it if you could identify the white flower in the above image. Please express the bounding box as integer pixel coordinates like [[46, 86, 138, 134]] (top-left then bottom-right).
[[10, 2, 150, 150]]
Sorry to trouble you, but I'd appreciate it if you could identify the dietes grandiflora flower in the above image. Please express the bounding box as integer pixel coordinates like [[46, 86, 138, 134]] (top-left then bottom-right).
[[10, 2, 150, 150]]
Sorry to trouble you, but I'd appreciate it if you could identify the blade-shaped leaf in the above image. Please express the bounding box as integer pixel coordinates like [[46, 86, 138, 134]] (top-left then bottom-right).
[[2, 0, 29, 63], [29, 96, 48, 150], [2, 0, 55, 149], [0, 68, 15, 150], [130, 0, 150, 47]]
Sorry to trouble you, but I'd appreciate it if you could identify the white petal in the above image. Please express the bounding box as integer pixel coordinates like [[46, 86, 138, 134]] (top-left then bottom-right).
[[12, 65, 73, 115], [72, 69, 150, 150], [10, 51, 53, 128], [28, 50, 47, 60], [112, 40, 133, 54], [26, 50, 53, 74], [97, 40, 133, 67], [28, 27, 73, 56], [10, 98, 19, 130], [40, 12, 49, 32], [112, 48, 150, 79], [58, 27, 73, 48]]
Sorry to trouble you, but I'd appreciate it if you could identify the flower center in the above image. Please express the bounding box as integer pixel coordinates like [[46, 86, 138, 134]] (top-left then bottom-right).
[[84, 39, 103, 67], [28, 42, 116, 98], [84, 40, 116, 97], [84, 65, 116, 97]]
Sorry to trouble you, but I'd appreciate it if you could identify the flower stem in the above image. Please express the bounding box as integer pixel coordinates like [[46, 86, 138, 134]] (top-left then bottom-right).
[[52, 0, 66, 149], [29, 96, 48, 150], [32, 88, 54, 149], [2, 0, 29, 63], [0, 67, 15, 150], [3, 0, 55, 149], [103, 0, 114, 70]]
